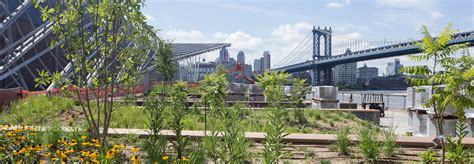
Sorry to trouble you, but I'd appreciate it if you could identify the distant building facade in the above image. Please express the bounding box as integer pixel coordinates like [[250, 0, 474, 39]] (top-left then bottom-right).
[[367, 76, 408, 90], [386, 58, 403, 76], [197, 62, 217, 81], [357, 63, 378, 84], [254, 59, 262, 74], [237, 51, 245, 64], [263, 51, 271, 71], [334, 62, 357, 85], [219, 48, 229, 64]]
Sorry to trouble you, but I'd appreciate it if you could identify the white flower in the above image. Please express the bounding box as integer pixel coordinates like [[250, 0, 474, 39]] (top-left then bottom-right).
[[471, 80, 474, 86]]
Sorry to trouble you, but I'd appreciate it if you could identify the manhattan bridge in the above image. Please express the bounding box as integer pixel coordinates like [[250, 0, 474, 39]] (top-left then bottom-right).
[[272, 26, 474, 86]]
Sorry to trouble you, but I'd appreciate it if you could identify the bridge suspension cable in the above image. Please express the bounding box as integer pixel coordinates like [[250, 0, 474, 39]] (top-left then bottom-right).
[[273, 32, 312, 68]]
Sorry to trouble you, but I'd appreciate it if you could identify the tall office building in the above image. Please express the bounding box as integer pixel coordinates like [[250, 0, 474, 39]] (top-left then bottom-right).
[[237, 51, 245, 64], [334, 62, 357, 85], [219, 48, 229, 64], [386, 58, 403, 76], [254, 59, 262, 73], [356, 63, 378, 84], [262, 51, 271, 71]]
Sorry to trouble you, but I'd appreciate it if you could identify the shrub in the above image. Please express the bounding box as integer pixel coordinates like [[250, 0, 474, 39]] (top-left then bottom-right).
[[419, 147, 439, 163], [382, 127, 398, 158], [445, 121, 471, 163], [357, 127, 380, 161], [334, 127, 351, 155]]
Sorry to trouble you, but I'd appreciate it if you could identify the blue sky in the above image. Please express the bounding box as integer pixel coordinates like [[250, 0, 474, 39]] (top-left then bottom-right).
[[142, 0, 474, 75]]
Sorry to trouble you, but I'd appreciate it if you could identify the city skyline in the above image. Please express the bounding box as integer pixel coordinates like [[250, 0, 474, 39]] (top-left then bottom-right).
[[142, 0, 473, 75]]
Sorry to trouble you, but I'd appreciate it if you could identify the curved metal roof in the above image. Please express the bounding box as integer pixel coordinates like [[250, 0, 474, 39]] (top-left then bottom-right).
[[171, 43, 231, 60]]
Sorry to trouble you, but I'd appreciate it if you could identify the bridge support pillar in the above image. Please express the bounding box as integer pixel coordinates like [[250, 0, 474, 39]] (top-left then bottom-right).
[[310, 69, 321, 86]]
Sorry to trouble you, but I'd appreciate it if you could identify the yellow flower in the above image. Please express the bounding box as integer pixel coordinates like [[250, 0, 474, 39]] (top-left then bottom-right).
[[89, 151, 98, 159], [181, 156, 189, 161], [162, 155, 169, 161], [51, 157, 59, 161], [131, 146, 139, 153], [131, 156, 140, 164], [106, 150, 115, 159], [78, 157, 85, 161], [81, 135, 88, 140]]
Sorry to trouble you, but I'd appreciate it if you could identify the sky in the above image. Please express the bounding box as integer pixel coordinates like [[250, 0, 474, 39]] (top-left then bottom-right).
[[142, 0, 474, 75]]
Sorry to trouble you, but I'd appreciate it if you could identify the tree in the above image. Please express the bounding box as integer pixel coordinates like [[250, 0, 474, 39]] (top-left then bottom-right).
[[34, 0, 158, 148], [290, 78, 310, 124], [400, 23, 470, 163], [257, 70, 291, 163]]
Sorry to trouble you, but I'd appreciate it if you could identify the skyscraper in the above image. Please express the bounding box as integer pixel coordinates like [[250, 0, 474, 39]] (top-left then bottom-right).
[[254, 59, 262, 73], [237, 51, 245, 64], [262, 51, 271, 71], [219, 48, 229, 64]]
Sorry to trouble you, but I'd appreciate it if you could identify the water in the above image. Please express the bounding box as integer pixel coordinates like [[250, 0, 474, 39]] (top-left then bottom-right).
[[338, 90, 406, 109]]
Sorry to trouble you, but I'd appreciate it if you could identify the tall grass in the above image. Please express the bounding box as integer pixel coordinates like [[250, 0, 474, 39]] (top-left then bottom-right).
[[357, 127, 380, 161], [334, 127, 351, 155], [0, 95, 74, 125], [382, 127, 398, 158]]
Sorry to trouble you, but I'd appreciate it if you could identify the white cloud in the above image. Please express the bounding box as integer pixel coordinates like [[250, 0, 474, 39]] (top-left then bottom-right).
[[325, 0, 351, 8], [271, 22, 312, 42], [430, 11, 444, 19], [222, 31, 262, 54], [144, 14, 155, 22], [164, 29, 206, 43]]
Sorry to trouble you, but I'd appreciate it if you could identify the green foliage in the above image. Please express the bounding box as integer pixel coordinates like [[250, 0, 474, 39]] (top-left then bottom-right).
[[334, 127, 351, 155], [110, 105, 146, 129], [357, 127, 380, 161], [156, 40, 177, 81], [291, 78, 310, 124], [200, 73, 228, 113], [169, 81, 190, 159], [445, 121, 472, 163], [142, 88, 168, 163], [33, 0, 158, 145], [382, 127, 398, 158], [217, 105, 251, 162], [257, 71, 290, 106], [258, 71, 291, 163], [419, 148, 439, 163], [43, 123, 64, 146], [401, 23, 472, 162], [1, 95, 74, 125]]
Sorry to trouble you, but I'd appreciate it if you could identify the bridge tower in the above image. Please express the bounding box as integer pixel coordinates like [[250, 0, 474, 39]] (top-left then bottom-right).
[[310, 26, 332, 86]]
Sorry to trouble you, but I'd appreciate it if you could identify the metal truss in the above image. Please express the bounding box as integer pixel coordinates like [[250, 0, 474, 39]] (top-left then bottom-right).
[[0, 1, 231, 90]]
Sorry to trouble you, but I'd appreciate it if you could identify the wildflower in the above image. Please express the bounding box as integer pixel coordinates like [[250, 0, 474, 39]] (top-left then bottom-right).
[[78, 156, 85, 161], [131, 156, 139, 164], [51, 157, 59, 161], [131, 146, 139, 153], [181, 156, 189, 161], [106, 150, 115, 159], [162, 155, 169, 161], [81, 135, 88, 140]]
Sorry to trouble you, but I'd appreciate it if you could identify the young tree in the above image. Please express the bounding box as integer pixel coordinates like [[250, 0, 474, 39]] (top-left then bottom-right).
[[34, 0, 157, 147], [401, 23, 470, 162], [290, 78, 310, 124], [257, 70, 290, 163], [169, 81, 190, 159]]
